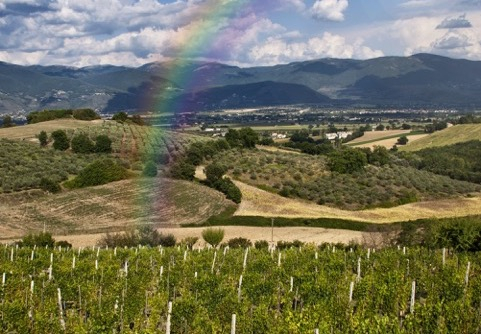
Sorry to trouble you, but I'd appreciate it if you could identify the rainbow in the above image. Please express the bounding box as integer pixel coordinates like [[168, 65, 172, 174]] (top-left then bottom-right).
[[141, 0, 253, 226]]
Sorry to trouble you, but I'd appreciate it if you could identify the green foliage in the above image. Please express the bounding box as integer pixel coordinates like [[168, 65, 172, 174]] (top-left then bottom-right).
[[98, 226, 176, 247], [397, 135, 409, 145], [142, 160, 158, 177], [94, 134, 112, 153], [71, 133, 95, 153], [205, 163, 226, 185], [18, 232, 55, 248], [39, 177, 61, 193], [225, 127, 258, 148], [182, 236, 199, 249], [212, 178, 242, 203], [170, 159, 196, 181], [27, 109, 72, 124], [227, 237, 252, 248], [72, 108, 100, 120], [2, 115, 14, 128], [38, 131, 48, 147], [254, 240, 269, 249], [112, 111, 129, 122], [327, 148, 368, 174], [65, 158, 129, 188], [405, 140, 481, 184], [201, 227, 225, 248], [51, 129, 70, 151], [367, 146, 391, 166]]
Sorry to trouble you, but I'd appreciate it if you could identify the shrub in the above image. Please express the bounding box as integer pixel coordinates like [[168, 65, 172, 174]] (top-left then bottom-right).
[[170, 159, 195, 181], [183, 236, 199, 249], [65, 158, 129, 188], [72, 109, 100, 120], [142, 161, 158, 177], [18, 232, 55, 248], [327, 148, 367, 174], [213, 178, 242, 204], [397, 135, 409, 145], [227, 237, 252, 248], [157, 234, 177, 247], [202, 227, 224, 248], [39, 177, 61, 193], [95, 135, 112, 153], [51, 130, 69, 151], [71, 133, 95, 153], [38, 131, 48, 146], [55, 240, 72, 248], [112, 112, 129, 122], [254, 240, 269, 249]]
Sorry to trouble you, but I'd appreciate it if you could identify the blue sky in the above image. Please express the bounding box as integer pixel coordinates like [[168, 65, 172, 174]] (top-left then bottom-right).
[[0, 0, 480, 67]]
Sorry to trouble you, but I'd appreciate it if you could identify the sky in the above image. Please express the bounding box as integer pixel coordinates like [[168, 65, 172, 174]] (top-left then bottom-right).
[[0, 0, 481, 67]]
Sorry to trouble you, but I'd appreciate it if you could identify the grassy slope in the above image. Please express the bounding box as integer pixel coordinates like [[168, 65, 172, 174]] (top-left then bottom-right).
[[401, 124, 481, 152], [0, 178, 235, 239]]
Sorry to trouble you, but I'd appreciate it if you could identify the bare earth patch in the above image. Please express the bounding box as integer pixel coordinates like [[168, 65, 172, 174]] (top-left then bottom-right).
[[234, 181, 481, 223]]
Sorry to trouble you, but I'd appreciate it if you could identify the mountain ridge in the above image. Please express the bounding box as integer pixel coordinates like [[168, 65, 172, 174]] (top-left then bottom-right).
[[1, 53, 481, 115]]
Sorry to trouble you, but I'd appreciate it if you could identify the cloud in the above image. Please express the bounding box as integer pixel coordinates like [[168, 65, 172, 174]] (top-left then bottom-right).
[[399, 0, 436, 8], [436, 14, 472, 29], [433, 31, 473, 49], [311, 0, 348, 22], [248, 32, 383, 65]]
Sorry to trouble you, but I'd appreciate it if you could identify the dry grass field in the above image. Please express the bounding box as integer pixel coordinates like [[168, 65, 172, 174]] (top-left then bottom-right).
[[0, 178, 234, 239], [0, 119, 104, 141], [353, 134, 428, 149], [234, 181, 481, 224], [349, 129, 410, 144], [401, 124, 481, 152]]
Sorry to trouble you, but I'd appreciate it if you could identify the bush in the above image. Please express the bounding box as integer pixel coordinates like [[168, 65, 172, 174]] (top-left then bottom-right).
[[95, 135, 112, 153], [51, 130, 70, 151], [397, 135, 409, 145], [213, 178, 242, 203], [38, 131, 48, 147], [142, 161, 158, 177], [72, 109, 100, 120], [98, 226, 176, 247], [170, 160, 195, 181], [327, 148, 367, 174], [202, 227, 224, 248], [39, 177, 61, 193], [18, 232, 55, 248], [55, 240, 72, 248], [112, 112, 129, 122], [65, 159, 129, 188], [254, 240, 269, 249], [227, 237, 252, 248], [71, 133, 95, 153], [183, 236, 199, 249]]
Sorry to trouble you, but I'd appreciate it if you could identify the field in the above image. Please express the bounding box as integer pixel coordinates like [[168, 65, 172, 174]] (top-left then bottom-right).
[[352, 134, 428, 150], [348, 130, 411, 144], [1, 245, 480, 333], [0, 177, 234, 239], [401, 124, 481, 152], [234, 180, 481, 223]]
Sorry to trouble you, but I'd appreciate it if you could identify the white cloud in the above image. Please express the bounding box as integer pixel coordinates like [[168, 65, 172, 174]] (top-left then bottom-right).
[[311, 0, 348, 22], [436, 14, 472, 29], [433, 31, 472, 49], [248, 32, 383, 65]]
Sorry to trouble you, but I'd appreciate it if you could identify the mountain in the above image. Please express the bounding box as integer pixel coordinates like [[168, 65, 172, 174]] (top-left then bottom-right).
[[1, 54, 481, 115]]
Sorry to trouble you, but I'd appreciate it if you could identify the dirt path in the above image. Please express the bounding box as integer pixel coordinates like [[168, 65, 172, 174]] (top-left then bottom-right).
[[1, 226, 366, 248]]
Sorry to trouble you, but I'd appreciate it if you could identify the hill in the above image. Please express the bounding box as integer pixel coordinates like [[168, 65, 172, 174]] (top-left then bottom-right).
[[400, 124, 481, 151], [2, 54, 481, 114]]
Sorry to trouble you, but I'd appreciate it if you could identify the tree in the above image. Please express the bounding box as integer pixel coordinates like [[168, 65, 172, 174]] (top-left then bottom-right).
[[95, 135, 112, 153], [327, 148, 368, 174], [112, 112, 129, 122], [2, 115, 14, 128], [39, 177, 61, 193], [73, 109, 100, 120], [205, 163, 226, 185], [51, 130, 70, 151], [170, 159, 195, 181], [38, 131, 48, 147], [368, 146, 391, 166], [202, 228, 224, 248], [142, 161, 158, 177], [375, 124, 385, 131], [397, 135, 409, 145], [71, 133, 95, 153], [65, 159, 129, 188]]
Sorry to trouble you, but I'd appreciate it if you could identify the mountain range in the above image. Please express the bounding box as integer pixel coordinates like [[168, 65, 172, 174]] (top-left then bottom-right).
[[1, 53, 481, 115]]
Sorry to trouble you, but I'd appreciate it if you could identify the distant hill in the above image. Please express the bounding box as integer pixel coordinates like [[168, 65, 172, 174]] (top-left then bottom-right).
[[2, 53, 481, 115], [401, 124, 481, 151]]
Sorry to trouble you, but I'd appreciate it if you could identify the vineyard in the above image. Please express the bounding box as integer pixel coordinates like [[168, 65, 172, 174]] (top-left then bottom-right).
[[1, 244, 481, 333]]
